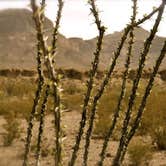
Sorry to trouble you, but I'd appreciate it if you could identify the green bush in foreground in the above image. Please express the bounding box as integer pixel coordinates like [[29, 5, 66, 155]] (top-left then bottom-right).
[[3, 114, 21, 146], [128, 140, 152, 166], [152, 127, 166, 150]]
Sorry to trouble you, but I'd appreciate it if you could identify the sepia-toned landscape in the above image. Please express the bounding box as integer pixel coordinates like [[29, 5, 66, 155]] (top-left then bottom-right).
[[0, 0, 166, 166]]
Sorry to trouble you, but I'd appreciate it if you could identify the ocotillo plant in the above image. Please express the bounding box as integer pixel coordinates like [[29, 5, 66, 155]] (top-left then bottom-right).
[[98, 0, 137, 165], [83, 1, 166, 166], [35, 84, 50, 166], [23, 11, 45, 166], [23, 0, 64, 166], [23, 0, 166, 166], [113, 1, 166, 165], [69, 1, 106, 165]]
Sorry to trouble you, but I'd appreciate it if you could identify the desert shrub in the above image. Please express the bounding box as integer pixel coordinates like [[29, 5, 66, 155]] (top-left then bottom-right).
[[0, 69, 21, 77], [62, 94, 84, 111], [93, 84, 127, 139], [128, 140, 152, 166], [0, 78, 36, 97], [60, 80, 86, 111], [84, 70, 104, 79], [3, 80, 15, 96], [63, 82, 84, 95], [0, 69, 11, 77], [93, 81, 166, 140], [159, 69, 166, 81], [31, 141, 53, 158], [3, 114, 21, 146], [0, 97, 33, 120], [128, 69, 137, 80], [0, 77, 36, 119], [138, 87, 166, 136], [151, 127, 166, 150], [65, 69, 82, 80], [21, 69, 36, 77], [93, 114, 111, 139]]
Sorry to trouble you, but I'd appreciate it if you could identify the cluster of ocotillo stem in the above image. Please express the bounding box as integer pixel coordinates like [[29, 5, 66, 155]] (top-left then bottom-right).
[[23, 0, 166, 166]]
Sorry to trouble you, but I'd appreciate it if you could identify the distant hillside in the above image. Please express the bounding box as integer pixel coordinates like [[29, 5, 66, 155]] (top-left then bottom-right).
[[0, 9, 165, 71]]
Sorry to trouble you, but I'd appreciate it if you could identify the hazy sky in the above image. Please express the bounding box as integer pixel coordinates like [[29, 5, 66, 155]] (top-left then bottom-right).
[[0, 0, 166, 39]]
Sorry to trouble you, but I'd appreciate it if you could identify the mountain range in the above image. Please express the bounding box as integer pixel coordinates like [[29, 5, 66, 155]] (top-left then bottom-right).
[[0, 9, 165, 71]]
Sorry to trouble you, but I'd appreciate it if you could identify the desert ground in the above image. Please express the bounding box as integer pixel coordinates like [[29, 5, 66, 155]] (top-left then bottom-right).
[[0, 76, 166, 166]]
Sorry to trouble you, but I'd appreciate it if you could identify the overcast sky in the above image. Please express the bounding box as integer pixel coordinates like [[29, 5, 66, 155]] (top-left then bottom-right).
[[0, 0, 166, 39]]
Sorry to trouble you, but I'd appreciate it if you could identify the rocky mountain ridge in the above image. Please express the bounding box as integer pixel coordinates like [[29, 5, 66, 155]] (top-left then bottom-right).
[[0, 9, 165, 71]]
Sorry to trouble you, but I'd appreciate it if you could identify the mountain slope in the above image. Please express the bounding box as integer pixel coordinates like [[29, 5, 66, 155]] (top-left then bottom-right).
[[0, 9, 165, 71]]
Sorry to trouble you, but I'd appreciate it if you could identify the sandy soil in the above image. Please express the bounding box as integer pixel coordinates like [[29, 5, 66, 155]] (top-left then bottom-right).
[[0, 110, 166, 166]]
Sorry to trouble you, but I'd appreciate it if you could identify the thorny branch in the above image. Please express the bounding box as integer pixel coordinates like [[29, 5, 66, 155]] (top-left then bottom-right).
[[23, 0, 63, 166], [121, 40, 166, 164], [69, 0, 105, 165], [23, 6, 45, 165], [98, 0, 137, 165], [36, 84, 50, 166], [113, 1, 165, 165], [23, 0, 166, 166]]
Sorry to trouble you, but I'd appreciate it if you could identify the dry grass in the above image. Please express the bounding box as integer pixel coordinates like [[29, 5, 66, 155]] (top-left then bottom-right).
[[0, 77, 165, 161], [3, 113, 21, 146], [128, 138, 153, 166]]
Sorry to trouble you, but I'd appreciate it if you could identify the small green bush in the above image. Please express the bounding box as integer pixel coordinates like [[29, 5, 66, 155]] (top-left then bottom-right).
[[138, 87, 166, 136], [152, 127, 166, 150], [93, 84, 128, 139], [63, 82, 83, 95], [62, 94, 83, 111], [3, 115, 21, 146], [128, 141, 152, 166], [0, 97, 33, 120], [0, 77, 36, 97], [31, 141, 53, 158]]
